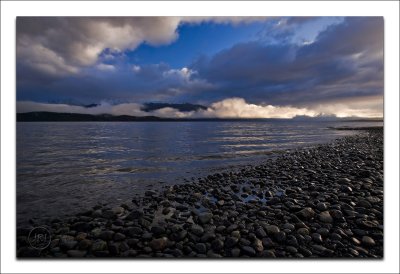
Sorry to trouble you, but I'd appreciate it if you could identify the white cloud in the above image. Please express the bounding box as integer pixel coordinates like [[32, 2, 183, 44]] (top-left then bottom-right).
[[17, 17, 271, 76], [96, 63, 116, 71], [132, 65, 141, 73], [198, 98, 318, 118]]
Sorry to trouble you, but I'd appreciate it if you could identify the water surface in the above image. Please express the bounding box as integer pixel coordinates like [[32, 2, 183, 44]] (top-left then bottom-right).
[[17, 120, 382, 225]]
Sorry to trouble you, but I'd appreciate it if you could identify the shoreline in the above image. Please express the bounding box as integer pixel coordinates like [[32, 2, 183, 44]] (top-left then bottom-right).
[[17, 128, 383, 258]]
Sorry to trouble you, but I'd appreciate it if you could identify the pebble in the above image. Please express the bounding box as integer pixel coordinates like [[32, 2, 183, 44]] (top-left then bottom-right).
[[362, 236, 376, 247], [241, 246, 256, 256], [297, 207, 316, 220], [198, 212, 213, 224], [297, 228, 309, 236], [265, 225, 280, 235], [225, 236, 239, 248], [311, 233, 323, 243], [190, 224, 204, 236], [318, 211, 333, 223], [91, 240, 107, 252], [150, 237, 168, 251]]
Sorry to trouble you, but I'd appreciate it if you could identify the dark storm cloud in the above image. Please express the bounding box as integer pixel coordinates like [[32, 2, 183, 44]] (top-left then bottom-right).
[[191, 17, 383, 109]]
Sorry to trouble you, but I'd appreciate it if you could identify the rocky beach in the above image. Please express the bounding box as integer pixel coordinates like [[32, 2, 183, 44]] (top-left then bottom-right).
[[17, 128, 383, 258]]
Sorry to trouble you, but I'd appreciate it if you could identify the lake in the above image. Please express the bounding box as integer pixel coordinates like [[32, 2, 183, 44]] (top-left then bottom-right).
[[16, 120, 382, 225]]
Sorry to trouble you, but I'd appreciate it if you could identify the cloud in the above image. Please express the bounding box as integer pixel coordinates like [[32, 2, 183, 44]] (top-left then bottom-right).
[[197, 98, 317, 118], [16, 17, 383, 118], [16, 17, 271, 78], [96, 63, 116, 71], [191, 17, 383, 114], [17, 97, 381, 119]]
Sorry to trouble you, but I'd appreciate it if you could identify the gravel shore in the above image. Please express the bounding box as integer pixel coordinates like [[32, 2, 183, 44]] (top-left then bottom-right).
[[17, 128, 383, 258]]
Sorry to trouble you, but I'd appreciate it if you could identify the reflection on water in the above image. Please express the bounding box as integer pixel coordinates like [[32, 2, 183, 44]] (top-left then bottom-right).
[[17, 120, 382, 225]]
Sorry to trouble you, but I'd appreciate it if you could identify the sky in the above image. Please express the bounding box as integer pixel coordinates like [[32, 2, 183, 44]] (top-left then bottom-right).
[[16, 16, 384, 118]]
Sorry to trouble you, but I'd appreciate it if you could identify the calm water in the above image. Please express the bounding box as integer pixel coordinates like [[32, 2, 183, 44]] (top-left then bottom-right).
[[17, 120, 382, 225]]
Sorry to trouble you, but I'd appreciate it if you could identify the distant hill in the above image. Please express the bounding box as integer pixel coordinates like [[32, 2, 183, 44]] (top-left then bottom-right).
[[17, 112, 281, 122], [17, 112, 164, 122], [141, 103, 207, 112]]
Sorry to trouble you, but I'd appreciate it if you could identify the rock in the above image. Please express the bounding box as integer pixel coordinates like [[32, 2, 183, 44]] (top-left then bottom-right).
[[265, 191, 273, 197], [318, 211, 333, 223], [296, 207, 316, 220], [172, 230, 188, 241], [362, 236, 375, 247], [298, 246, 312, 257], [286, 235, 299, 247], [357, 200, 372, 209], [297, 228, 310, 236], [312, 245, 334, 257], [91, 227, 102, 238], [198, 212, 213, 224], [195, 243, 207, 254], [311, 233, 323, 243], [142, 232, 153, 241], [253, 238, 264, 253], [351, 237, 361, 245], [60, 235, 77, 250], [316, 202, 328, 211], [71, 221, 91, 232], [102, 210, 116, 219], [330, 209, 343, 219], [263, 250, 276, 258], [286, 246, 298, 254], [114, 232, 126, 241], [262, 238, 276, 249], [265, 225, 280, 235], [316, 228, 330, 237], [200, 231, 216, 242], [231, 248, 241, 257], [99, 230, 115, 241], [78, 239, 92, 250], [75, 232, 87, 241], [190, 224, 204, 236], [330, 233, 342, 241], [112, 206, 124, 215], [92, 209, 102, 218], [338, 178, 351, 184], [211, 239, 224, 251], [225, 236, 239, 248], [67, 250, 86, 257], [108, 243, 120, 255], [275, 231, 286, 243], [341, 186, 353, 193], [231, 230, 241, 238], [150, 237, 168, 251], [151, 225, 166, 236], [255, 227, 267, 238], [241, 245, 256, 256], [91, 240, 107, 252], [283, 223, 295, 231], [125, 210, 144, 221]]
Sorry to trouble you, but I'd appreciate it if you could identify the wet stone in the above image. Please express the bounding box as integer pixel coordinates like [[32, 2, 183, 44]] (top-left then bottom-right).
[[150, 237, 168, 251], [225, 236, 239, 248], [241, 246, 256, 256], [318, 211, 333, 223], [362, 236, 376, 247]]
